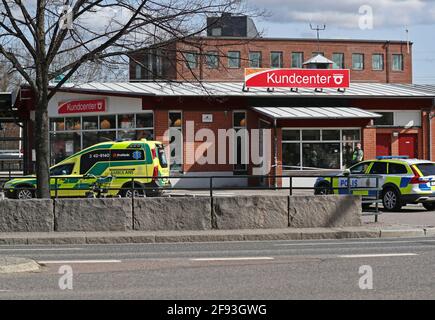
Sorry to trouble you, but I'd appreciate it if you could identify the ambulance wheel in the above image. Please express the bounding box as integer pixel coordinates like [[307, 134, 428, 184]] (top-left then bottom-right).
[[118, 183, 145, 198], [15, 186, 34, 200], [423, 203, 435, 211], [382, 187, 402, 212]]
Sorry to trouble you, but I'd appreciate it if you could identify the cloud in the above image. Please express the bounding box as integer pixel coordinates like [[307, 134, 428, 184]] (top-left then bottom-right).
[[250, 0, 434, 28]]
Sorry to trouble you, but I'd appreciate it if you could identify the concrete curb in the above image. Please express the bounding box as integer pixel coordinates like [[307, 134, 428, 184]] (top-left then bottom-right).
[[0, 256, 40, 274], [0, 226, 434, 245]]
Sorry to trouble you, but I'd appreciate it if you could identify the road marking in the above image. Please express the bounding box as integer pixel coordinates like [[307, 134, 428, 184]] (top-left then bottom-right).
[[338, 253, 418, 258], [190, 257, 274, 261], [38, 259, 121, 264], [0, 248, 83, 252], [274, 239, 435, 247]]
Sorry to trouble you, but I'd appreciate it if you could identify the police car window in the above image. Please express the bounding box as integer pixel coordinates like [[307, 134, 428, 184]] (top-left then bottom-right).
[[369, 162, 388, 174], [80, 150, 111, 174], [50, 164, 74, 176], [350, 162, 370, 174], [416, 163, 435, 176], [389, 163, 408, 174]]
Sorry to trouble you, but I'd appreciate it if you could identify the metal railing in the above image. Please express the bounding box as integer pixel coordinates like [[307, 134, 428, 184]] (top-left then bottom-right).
[[0, 173, 382, 220]]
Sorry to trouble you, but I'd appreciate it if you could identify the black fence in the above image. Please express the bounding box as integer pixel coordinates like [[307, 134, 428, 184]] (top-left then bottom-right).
[[0, 173, 382, 221]]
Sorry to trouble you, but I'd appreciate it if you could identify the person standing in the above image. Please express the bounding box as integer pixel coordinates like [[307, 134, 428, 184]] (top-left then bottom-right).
[[352, 143, 364, 165]]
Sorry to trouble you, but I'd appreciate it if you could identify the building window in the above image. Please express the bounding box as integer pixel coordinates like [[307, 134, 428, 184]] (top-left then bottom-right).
[[373, 112, 394, 126], [282, 129, 361, 170], [49, 113, 154, 164], [169, 111, 183, 172], [352, 53, 364, 70], [135, 64, 142, 79], [206, 51, 219, 69], [372, 54, 384, 71], [291, 52, 304, 68], [270, 51, 283, 68], [211, 27, 222, 36], [392, 54, 404, 71], [184, 52, 198, 69], [332, 53, 344, 69], [249, 51, 262, 68], [233, 111, 247, 172], [227, 51, 241, 68]]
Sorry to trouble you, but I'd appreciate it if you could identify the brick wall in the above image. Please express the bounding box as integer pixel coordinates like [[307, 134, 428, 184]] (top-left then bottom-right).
[[130, 38, 412, 83], [362, 127, 377, 160]]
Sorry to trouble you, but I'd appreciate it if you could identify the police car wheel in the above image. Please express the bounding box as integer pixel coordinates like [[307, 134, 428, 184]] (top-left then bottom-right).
[[423, 203, 435, 211], [15, 187, 34, 200], [382, 188, 402, 212]]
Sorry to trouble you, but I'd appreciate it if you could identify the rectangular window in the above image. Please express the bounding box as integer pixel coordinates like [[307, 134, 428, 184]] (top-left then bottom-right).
[[369, 162, 388, 174], [206, 51, 219, 69], [249, 52, 262, 68], [392, 54, 403, 71], [372, 54, 384, 71], [227, 51, 241, 68], [211, 27, 222, 36], [282, 129, 361, 170], [352, 53, 364, 70], [169, 111, 182, 172], [50, 132, 81, 164], [302, 130, 321, 141], [270, 51, 283, 68], [373, 112, 394, 126], [135, 64, 142, 79], [185, 52, 198, 69], [332, 53, 344, 69], [291, 52, 304, 68]]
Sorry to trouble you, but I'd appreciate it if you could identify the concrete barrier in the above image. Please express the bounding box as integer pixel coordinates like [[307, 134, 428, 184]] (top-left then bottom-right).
[[213, 196, 289, 230], [289, 195, 362, 228], [0, 199, 53, 232], [134, 197, 212, 231], [54, 198, 132, 232]]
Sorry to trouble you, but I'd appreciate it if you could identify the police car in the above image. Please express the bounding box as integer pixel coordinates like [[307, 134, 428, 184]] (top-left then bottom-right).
[[314, 156, 435, 211]]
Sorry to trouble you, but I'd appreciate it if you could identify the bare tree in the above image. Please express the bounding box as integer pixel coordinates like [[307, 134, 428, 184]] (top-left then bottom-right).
[[0, 0, 249, 198]]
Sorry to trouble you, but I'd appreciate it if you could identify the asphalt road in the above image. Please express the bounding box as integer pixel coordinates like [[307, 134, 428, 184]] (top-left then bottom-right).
[[0, 237, 435, 299]]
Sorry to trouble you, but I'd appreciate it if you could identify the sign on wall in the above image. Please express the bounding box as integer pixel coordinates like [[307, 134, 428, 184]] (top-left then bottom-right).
[[245, 68, 350, 89], [202, 114, 213, 123], [58, 99, 106, 114]]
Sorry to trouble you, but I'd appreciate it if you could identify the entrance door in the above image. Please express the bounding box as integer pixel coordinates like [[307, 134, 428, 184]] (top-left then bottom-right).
[[399, 134, 417, 158], [376, 133, 391, 157]]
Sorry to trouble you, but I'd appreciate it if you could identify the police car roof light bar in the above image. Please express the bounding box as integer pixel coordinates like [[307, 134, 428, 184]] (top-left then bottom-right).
[[376, 155, 409, 160]]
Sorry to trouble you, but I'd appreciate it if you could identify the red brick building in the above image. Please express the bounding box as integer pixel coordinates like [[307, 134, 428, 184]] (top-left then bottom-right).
[[15, 82, 435, 187], [129, 37, 412, 84]]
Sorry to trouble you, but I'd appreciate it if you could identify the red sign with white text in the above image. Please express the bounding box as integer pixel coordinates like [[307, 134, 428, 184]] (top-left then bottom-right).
[[245, 68, 350, 88], [58, 99, 106, 114]]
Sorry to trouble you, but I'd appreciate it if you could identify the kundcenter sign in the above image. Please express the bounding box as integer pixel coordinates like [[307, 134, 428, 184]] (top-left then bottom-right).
[[245, 68, 350, 88], [58, 99, 106, 114]]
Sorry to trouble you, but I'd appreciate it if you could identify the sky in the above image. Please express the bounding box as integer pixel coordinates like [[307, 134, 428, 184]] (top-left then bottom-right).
[[248, 0, 435, 84]]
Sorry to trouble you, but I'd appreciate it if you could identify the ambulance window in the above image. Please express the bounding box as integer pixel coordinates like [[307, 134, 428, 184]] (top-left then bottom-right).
[[389, 163, 408, 174], [80, 150, 111, 174], [350, 162, 370, 174], [369, 162, 388, 174], [50, 164, 74, 176]]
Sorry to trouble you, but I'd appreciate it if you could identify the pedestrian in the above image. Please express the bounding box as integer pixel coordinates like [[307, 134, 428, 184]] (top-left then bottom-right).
[[352, 143, 364, 165]]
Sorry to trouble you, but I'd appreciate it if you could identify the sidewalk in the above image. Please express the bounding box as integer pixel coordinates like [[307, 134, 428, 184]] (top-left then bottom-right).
[[0, 224, 434, 245]]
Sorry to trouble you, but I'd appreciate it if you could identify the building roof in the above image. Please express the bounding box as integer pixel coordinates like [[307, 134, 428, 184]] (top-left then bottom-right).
[[54, 82, 435, 98], [253, 107, 381, 119]]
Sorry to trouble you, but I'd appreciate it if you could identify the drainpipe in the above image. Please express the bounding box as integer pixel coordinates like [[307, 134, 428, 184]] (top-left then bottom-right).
[[385, 41, 390, 83], [274, 118, 278, 188]]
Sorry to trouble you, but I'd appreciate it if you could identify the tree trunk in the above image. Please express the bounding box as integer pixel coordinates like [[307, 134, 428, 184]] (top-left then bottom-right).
[[34, 93, 51, 198]]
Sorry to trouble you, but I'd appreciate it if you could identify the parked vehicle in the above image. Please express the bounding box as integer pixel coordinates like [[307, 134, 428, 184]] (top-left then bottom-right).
[[3, 139, 170, 199], [314, 156, 435, 211]]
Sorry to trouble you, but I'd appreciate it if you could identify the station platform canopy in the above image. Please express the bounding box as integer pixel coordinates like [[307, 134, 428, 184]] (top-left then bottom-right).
[[252, 106, 381, 119]]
